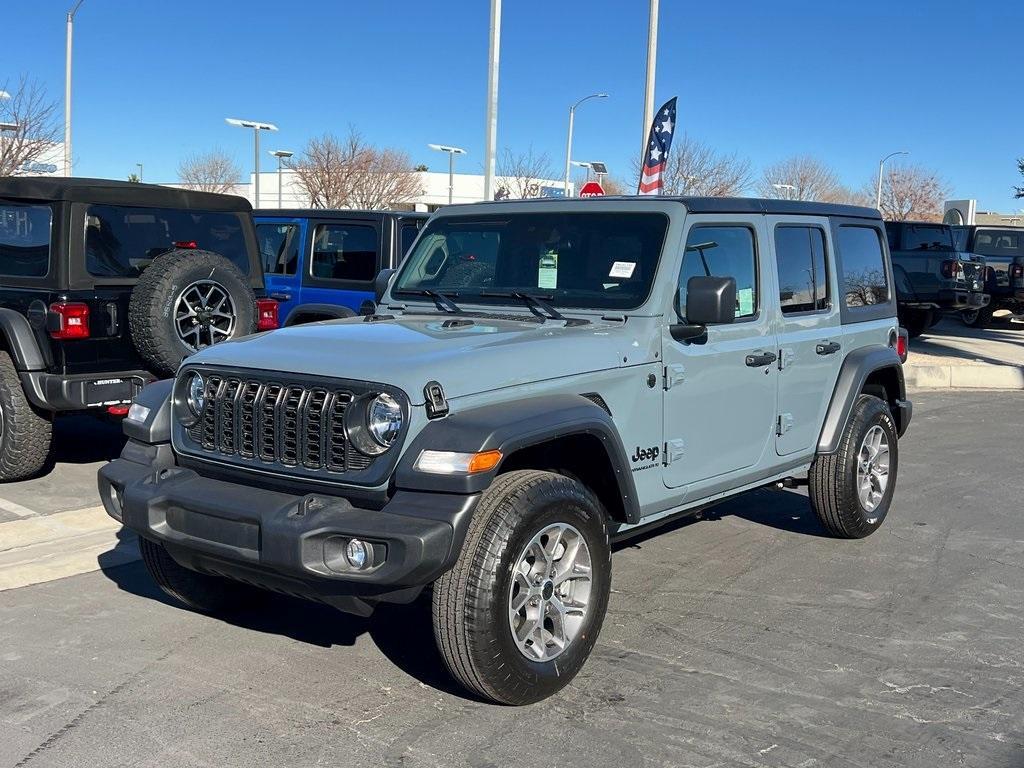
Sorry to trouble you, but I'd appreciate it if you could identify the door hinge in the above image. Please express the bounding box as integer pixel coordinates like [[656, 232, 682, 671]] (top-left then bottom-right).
[[664, 439, 685, 465], [663, 364, 685, 390], [778, 347, 795, 370], [777, 413, 794, 435]]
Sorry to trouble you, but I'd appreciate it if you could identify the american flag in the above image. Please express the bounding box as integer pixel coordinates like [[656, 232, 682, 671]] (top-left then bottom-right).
[[637, 97, 677, 195]]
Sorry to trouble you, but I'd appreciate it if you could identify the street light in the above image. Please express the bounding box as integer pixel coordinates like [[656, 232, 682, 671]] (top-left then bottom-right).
[[65, 0, 86, 177], [876, 150, 909, 210], [269, 150, 293, 208], [772, 183, 796, 200], [135, 163, 143, 182], [428, 144, 467, 205], [0, 122, 19, 133], [564, 93, 608, 197], [226, 118, 278, 207]]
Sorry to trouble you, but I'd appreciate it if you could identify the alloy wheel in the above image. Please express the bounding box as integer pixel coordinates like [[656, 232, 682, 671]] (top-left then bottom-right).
[[173, 280, 237, 352]]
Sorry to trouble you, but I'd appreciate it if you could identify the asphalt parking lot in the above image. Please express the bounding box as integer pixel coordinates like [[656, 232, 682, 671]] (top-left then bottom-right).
[[1, 390, 1022, 768]]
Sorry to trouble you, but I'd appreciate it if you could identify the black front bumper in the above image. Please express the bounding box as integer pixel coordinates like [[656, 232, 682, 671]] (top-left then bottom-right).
[[98, 441, 479, 615], [21, 370, 153, 412]]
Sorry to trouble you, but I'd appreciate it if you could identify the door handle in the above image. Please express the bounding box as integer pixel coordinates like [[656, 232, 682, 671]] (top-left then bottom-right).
[[270, 292, 292, 301], [815, 341, 841, 356], [745, 351, 777, 367]]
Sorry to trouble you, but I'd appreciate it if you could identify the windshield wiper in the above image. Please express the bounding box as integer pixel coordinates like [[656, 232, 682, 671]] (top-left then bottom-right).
[[479, 290, 565, 320], [393, 288, 462, 314]]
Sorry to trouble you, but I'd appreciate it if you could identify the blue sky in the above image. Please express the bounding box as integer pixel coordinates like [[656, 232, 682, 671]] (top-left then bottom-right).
[[3, 0, 1022, 210]]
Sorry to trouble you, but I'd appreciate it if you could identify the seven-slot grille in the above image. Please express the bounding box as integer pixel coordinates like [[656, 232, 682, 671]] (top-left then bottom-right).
[[186, 374, 372, 474]]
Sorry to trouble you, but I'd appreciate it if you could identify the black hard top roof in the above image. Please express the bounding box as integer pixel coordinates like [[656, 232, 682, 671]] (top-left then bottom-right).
[[255, 208, 430, 219], [0, 177, 252, 212], [454, 195, 881, 220]]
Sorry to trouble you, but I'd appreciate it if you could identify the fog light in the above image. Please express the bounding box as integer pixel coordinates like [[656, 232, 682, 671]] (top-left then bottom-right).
[[345, 538, 370, 570]]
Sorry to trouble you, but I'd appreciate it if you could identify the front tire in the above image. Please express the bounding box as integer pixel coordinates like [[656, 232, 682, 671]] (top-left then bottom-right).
[[808, 395, 898, 539], [139, 537, 262, 614], [0, 351, 52, 482], [432, 470, 612, 705]]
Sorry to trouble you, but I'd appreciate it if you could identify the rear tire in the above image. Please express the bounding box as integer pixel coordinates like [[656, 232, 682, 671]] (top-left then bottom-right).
[[139, 537, 262, 614], [900, 308, 932, 339], [432, 470, 612, 705], [809, 395, 898, 539], [0, 351, 52, 482], [961, 305, 994, 329]]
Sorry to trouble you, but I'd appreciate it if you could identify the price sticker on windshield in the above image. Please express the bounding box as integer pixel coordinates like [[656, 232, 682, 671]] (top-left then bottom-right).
[[609, 261, 636, 279], [538, 250, 558, 289]]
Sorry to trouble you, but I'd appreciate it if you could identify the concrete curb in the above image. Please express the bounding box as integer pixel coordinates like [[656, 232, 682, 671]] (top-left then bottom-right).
[[904, 362, 1024, 390]]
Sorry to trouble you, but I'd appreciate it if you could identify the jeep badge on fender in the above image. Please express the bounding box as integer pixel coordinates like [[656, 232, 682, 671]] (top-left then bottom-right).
[[100, 195, 911, 705]]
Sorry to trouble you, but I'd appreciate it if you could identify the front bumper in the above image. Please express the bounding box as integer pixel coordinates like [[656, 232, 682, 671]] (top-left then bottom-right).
[[21, 370, 153, 412], [98, 440, 478, 615]]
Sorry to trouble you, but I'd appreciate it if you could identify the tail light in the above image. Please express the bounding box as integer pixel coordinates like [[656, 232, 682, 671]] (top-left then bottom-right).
[[255, 298, 279, 331], [48, 302, 90, 340], [1012, 263, 1024, 286], [174, 240, 198, 249], [892, 328, 909, 363], [940, 260, 961, 279]]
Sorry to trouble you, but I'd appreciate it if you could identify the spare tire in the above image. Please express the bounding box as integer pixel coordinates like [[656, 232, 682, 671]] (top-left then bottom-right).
[[129, 249, 256, 377]]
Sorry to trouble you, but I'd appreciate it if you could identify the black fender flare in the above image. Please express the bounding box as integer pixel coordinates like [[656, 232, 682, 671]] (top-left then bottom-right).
[[0, 308, 47, 370], [817, 345, 907, 455], [395, 394, 642, 524], [283, 303, 356, 326]]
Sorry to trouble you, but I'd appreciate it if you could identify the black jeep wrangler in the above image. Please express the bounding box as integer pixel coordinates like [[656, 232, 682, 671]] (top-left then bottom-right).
[[0, 177, 277, 481], [952, 224, 1024, 327]]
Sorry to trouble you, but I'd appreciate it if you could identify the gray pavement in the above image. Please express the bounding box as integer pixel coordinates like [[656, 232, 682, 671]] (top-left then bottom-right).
[[1, 391, 1022, 767]]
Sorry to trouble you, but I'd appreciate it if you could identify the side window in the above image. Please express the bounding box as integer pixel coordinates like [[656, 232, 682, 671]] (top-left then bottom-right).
[[256, 222, 299, 276], [838, 225, 889, 307], [0, 203, 51, 277], [400, 223, 420, 256], [310, 223, 379, 282], [679, 225, 757, 320], [775, 225, 829, 314]]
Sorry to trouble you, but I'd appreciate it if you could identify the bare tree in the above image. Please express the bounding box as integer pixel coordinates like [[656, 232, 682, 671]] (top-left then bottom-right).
[[290, 129, 423, 209], [177, 150, 241, 194], [756, 155, 852, 202], [0, 76, 61, 177], [868, 164, 950, 221], [495, 146, 556, 199], [631, 134, 751, 196], [1013, 157, 1024, 199]]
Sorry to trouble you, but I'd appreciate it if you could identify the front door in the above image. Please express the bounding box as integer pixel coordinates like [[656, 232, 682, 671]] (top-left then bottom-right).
[[302, 218, 383, 313], [662, 217, 778, 491], [254, 217, 304, 322]]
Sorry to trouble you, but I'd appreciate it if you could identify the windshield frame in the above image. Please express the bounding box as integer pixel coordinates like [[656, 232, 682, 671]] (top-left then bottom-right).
[[390, 209, 671, 314]]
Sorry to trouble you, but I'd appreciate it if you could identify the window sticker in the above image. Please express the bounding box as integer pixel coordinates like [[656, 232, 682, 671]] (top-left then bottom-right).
[[609, 261, 636, 279], [538, 250, 558, 289], [737, 287, 754, 317]]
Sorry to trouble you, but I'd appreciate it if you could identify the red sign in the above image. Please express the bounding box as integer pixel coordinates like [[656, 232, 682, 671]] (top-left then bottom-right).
[[578, 181, 605, 197]]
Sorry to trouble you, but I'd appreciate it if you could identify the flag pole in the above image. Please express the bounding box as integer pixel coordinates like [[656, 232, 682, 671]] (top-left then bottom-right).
[[641, 0, 659, 164]]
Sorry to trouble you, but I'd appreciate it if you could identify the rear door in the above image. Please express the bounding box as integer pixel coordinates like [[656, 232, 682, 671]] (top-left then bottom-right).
[[301, 217, 382, 313], [768, 217, 843, 456], [254, 217, 304, 322]]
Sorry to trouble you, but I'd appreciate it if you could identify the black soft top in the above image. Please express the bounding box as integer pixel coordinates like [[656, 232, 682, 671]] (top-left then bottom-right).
[[0, 177, 252, 213]]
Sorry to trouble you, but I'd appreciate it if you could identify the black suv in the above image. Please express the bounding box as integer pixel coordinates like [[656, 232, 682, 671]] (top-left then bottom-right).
[[885, 220, 989, 337], [0, 177, 277, 481], [952, 224, 1024, 327]]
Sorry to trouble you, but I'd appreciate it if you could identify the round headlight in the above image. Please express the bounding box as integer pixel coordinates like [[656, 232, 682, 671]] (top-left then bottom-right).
[[187, 372, 205, 416], [367, 393, 403, 447]]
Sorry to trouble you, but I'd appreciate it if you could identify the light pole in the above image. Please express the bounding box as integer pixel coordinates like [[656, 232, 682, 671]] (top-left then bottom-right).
[[65, 0, 86, 177], [269, 150, 293, 208], [876, 150, 909, 210], [772, 183, 796, 200], [136, 162, 143, 182], [641, 0, 659, 162], [483, 0, 501, 201], [0, 122, 18, 133], [571, 160, 594, 184], [226, 118, 278, 207], [428, 144, 466, 205], [564, 93, 608, 197]]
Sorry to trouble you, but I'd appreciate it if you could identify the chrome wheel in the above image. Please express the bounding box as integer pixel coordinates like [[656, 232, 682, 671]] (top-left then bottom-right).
[[508, 522, 592, 662], [856, 425, 890, 515], [173, 280, 237, 352]]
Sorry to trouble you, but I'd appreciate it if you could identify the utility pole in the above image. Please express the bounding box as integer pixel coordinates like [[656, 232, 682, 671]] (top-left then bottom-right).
[[483, 0, 501, 201], [641, 0, 659, 163], [65, 0, 85, 177]]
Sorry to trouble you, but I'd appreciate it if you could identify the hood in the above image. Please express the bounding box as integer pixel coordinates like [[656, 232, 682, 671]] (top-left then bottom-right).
[[189, 313, 643, 403]]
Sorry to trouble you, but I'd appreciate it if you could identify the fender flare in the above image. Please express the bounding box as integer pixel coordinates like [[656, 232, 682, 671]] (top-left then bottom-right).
[[0, 308, 47, 371], [283, 303, 357, 326], [817, 345, 907, 455], [395, 394, 642, 524]]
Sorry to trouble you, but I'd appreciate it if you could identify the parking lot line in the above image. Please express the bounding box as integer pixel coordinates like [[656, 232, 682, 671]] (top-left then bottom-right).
[[0, 506, 139, 592], [0, 496, 39, 519]]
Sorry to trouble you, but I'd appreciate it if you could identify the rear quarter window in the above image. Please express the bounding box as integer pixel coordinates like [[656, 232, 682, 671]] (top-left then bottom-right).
[[0, 203, 51, 277], [837, 225, 890, 308]]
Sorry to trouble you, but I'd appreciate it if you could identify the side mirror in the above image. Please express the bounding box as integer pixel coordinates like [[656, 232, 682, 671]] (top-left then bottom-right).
[[374, 268, 396, 303], [670, 276, 736, 342]]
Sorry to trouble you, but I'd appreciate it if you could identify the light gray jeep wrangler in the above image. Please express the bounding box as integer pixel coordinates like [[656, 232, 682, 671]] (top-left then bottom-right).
[[99, 197, 911, 705]]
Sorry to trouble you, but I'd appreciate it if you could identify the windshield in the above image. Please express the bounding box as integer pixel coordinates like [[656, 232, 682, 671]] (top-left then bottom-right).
[[392, 212, 668, 311], [971, 228, 1024, 260], [899, 224, 955, 251], [85, 204, 251, 278]]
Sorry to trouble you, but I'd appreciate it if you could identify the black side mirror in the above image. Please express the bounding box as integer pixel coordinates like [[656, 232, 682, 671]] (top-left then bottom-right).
[[374, 268, 396, 303], [670, 276, 736, 342]]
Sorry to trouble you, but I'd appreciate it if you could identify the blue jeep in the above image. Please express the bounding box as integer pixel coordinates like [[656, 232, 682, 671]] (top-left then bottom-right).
[[254, 209, 428, 325]]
